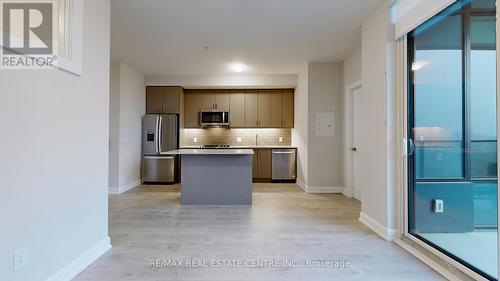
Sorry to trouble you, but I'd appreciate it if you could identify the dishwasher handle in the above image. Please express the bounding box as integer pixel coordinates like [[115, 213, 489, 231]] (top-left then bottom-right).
[[272, 151, 295, 154], [144, 156, 174, 160]]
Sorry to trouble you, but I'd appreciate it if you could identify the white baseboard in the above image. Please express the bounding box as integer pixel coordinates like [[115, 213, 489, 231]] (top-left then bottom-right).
[[297, 179, 307, 192], [306, 186, 344, 193], [109, 178, 141, 194], [342, 187, 353, 198], [46, 237, 111, 281], [296, 179, 343, 194], [359, 212, 399, 241]]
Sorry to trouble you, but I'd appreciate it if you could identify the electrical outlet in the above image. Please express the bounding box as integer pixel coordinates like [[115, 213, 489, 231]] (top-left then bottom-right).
[[279, 136, 283, 143], [432, 199, 444, 213], [236, 137, 242, 143], [13, 247, 27, 271], [193, 137, 198, 143]]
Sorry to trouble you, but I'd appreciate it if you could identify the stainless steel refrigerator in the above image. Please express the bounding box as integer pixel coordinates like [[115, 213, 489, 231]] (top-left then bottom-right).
[[142, 114, 179, 183]]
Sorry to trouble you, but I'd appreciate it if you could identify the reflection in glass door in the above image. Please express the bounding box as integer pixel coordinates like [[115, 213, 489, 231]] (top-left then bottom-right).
[[408, 0, 498, 279]]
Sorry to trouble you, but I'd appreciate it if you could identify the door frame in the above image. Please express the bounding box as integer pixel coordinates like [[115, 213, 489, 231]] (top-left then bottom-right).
[[344, 80, 362, 199], [400, 14, 496, 279]]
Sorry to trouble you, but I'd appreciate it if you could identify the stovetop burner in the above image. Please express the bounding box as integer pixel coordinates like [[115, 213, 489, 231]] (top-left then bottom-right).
[[199, 144, 231, 149]]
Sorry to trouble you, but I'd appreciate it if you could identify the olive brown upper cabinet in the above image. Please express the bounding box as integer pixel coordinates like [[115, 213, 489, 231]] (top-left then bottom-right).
[[201, 90, 230, 111], [244, 90, 272, 128], [146, 86, 183, 114], [184, 90, 202, 128], [229, 91, 246, 128], [183, 89, 294, 129], [270, 89, 294, 128]]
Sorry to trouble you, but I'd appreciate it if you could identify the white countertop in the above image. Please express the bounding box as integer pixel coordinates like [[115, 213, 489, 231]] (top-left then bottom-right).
[[180, 145, 297, 149], [163, 149, 254, 155]]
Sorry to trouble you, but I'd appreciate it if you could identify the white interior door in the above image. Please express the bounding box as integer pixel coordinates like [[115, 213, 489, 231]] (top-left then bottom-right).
[[350, 87, 362, 201]]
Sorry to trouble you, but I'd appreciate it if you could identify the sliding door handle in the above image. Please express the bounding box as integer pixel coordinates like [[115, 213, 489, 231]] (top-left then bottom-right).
[[408, 138, 415, 156]]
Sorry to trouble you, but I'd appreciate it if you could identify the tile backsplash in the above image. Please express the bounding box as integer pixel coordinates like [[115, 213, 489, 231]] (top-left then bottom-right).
[[181, 128, 292, 147]]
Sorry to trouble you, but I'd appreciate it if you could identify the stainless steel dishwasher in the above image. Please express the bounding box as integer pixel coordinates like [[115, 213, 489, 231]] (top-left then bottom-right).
[[272, 149, 297, 181]]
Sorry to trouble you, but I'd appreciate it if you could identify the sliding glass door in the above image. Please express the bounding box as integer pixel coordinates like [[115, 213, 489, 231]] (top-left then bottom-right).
[[408, 0, 498, 279]]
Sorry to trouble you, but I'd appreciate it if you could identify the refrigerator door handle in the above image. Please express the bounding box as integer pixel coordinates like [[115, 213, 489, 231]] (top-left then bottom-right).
[[155, 116, 160, 154], [158, 115, 163, 153]]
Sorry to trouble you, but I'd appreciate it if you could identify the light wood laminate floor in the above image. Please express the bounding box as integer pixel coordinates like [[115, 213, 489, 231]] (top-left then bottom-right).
[[73, 184, 444, 281]]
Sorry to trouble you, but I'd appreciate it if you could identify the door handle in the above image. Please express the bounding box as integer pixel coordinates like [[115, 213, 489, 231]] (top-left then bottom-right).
[[408, 138, 415, 156], [155, 116, 160, 154], [158, 116, 163, 153], [351, 147, 357, 152]]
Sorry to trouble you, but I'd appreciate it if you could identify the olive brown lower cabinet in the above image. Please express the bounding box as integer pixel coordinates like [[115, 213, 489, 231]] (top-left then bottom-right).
[[253, 149, 272, 181]]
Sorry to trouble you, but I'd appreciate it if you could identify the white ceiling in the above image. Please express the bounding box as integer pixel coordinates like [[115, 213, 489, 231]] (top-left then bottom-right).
[[111, 0, 384, 76]]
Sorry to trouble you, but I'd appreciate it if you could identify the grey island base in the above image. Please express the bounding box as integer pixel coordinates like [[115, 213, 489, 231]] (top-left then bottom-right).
[[164, 149, 254, 205]]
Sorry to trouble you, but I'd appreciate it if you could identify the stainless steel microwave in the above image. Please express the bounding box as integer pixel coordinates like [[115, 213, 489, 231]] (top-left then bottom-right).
[[200, 110, 230, 127]]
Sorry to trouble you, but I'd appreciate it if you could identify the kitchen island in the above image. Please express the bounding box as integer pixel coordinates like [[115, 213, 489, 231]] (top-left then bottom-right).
[[164, 149, 254, 205]]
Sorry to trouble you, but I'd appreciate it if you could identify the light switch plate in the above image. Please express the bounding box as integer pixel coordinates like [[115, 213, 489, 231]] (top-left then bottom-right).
[[193, 137, 198, 143], [236, 137, 242, 143], [279, 137, 283, 143]]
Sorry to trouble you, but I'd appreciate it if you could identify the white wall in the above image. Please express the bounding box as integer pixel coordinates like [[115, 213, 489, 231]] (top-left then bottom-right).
[[145, 74, 297, 89], [292, 62, 345, 191], [109, 62, 145, 194], [307, 62, 344, 189], [109, 63, 120, 189], [359, 1, 398, 240], [293, 64, 309, 187], [343, 48, 362, 87], [0, 1, 111, 281]]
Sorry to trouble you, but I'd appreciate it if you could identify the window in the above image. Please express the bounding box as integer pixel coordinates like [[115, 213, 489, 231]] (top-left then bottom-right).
[[408, 0, 498, 279]]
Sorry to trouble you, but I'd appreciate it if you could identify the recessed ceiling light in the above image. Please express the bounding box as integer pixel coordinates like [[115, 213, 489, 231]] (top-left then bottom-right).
[[228, 63, 248, 73]]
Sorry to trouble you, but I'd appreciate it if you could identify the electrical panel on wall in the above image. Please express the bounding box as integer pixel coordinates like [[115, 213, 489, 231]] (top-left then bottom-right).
[[316, 112, 335, 137]]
